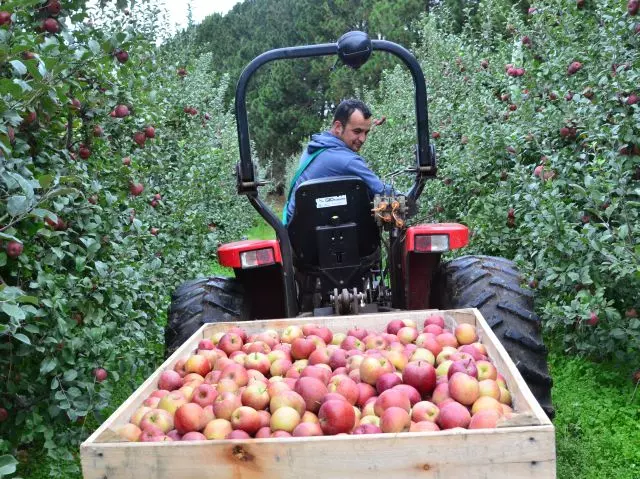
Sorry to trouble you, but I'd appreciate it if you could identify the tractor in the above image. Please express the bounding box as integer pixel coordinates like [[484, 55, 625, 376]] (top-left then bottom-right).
[[164, 31, 554, 419]]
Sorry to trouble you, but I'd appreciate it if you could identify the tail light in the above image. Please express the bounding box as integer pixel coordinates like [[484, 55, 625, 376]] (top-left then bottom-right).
[[240, 248, 275, 268], [414, 234, 450, 252]]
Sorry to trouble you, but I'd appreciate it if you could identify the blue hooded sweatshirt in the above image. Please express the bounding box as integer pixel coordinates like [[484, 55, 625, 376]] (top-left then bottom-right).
[[285, 131, 392, 224]]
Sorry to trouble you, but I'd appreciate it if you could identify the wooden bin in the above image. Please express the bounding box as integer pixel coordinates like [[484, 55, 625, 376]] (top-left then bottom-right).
[[81, 309, 556, 479]]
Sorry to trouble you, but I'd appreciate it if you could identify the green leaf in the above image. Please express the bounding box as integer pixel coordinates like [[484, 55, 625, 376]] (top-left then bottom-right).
[[7, 195, 28, 216], [9, 60, 27, 75], [63, 369, 78, 381], [1, 303, 25, 320], [13, 78, 32, 92], [88, 39, 101, 55], [0, 454, 18, 475], [17, 295, 38, 305], [0, 232, 19, 242], [40, 358, 57, 375], [13, 333, 31, 345]]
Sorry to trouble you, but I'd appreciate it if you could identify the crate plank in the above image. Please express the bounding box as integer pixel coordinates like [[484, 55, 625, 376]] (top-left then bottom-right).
[[82, 426, 555, 479]]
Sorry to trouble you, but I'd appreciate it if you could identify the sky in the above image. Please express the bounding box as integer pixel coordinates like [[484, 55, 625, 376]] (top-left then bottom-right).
[[164, 0, 243, 29]]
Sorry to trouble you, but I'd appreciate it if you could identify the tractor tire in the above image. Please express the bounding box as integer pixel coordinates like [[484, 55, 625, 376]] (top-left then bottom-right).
[[164, 276, 250, 357], [433, 255, 554, 419]]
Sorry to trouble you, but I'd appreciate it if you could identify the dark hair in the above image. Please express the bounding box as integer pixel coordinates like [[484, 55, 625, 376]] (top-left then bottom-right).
[[332, 99, 372, 126]]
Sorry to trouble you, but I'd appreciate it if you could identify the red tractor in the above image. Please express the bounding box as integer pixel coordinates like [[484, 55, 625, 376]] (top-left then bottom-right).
[[165, 32, 554, 418]]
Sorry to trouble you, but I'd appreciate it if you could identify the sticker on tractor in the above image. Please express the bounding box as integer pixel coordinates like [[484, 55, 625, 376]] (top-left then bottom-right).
[[316, 195, 347, 208]]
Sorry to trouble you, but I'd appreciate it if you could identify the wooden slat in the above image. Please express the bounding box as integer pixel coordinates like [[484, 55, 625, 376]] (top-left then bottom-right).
[[81, 425, 555, 479]]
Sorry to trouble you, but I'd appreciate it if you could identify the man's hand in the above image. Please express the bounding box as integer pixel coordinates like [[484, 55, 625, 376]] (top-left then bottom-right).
[[373, 116, 386, 126]]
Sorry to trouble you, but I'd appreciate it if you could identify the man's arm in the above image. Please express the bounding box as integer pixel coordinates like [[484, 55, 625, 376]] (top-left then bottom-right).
[[346, 156, 395, 196]]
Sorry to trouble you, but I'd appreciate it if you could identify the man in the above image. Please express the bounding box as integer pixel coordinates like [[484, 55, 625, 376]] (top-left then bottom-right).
[[283, 98, 392, 225]]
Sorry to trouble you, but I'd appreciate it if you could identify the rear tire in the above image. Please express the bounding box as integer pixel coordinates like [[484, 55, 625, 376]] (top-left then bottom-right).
[[164, 276, 250, 357], [433, 255, 555, 419]]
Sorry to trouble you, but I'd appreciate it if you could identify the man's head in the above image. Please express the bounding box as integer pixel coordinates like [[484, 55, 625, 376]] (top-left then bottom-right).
[[330, 99, 372, 152]]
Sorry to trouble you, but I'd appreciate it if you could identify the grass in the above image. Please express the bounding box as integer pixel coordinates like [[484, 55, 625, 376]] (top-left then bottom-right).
[[549, 349, 640, 479]]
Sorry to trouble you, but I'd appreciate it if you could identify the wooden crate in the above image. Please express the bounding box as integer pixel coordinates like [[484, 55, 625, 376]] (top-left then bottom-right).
[[81, 309, 556, 479]]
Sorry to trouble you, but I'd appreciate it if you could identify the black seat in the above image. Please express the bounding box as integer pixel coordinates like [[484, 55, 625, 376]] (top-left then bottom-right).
[[287, 176, 380, 297]]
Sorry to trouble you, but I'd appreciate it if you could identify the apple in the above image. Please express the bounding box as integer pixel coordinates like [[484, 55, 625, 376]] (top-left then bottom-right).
[[267, 381, 291, 397], [384, 350, 408, 372], [471, 396, 504, 416], [391, 384, 421, 406], [212, 392, 242, 421], [225, 430, 251, 439], [292, 422, 324, 437], [255, 427, 272, 438], [294, 376, 328, 414], [386, 319, 406, 335], [271, 430, 292, 438], [218, 333, 243, 355], [270, 406, 301, 433], [291, 337, 317, 360], [436, 332, 459, 348], [182, 373, 205, 388], [300, 365, 331, 384], [478, 379, 501, 400], [374, 389, 411, 416], [117, 423, 142, 442], [358, 415, 381, 427], [174, 403, 206, 434], [347, 327, 368, 340], [380, 406, 411, 433], [359, 356, 394, 386], [308, 348, 331, 365], [230, 406, 261, 435], [185, 354, 211, 377], [375, 372, 402, 394], [397, 326, 419, 344], [436, 346, 458, 365], [410, 421, 440, 432], [437, 401, 471, 429], [241, 383, 270, 410], [157, 391, 187, 415], [457, 344, 485, 361], [448, 372, 480, 406], [204, 370, 222, 385], [424, 315, 445, 328], [280, 325, 303, 344], [475, 360, 498, 381], [318, 399, 356, 435], [181, 431, 206, 441], [42, 17, 60, 33], [455, 323, 478, 345], [403, 360, 437, 396], [327, 375, 359, 405], [191, 383, 218, 408], [423, 324, 444, 336], [220, 363, 249, 387], [130, 406, 152, 427], [140, 409, 174, 433], [270, 390, 306, 417], [431, 382, 451, 405], [469, 409, 501, 429], [447, 358, 478, 379], [364, 335, 387, 351], [341, 336, 365, 351], [353, 424, 382, 434], [244, 352, 271, 375], [94, 368, 108, 382], [499, 386, 512, 405], [143, 396, 161, 408], [411, 401, 439, 423], [203, 419, 232, 439], [410, 348, 435, 365], [355, 382, 376, 408]]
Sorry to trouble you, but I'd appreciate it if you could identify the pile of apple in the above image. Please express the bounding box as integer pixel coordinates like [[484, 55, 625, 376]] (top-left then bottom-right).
[[117, 316, 515, 442]]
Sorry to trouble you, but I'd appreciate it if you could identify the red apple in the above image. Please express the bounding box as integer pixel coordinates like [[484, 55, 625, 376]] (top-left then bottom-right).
[[157, 370, 183, 391], [476, 360, 498, 381], [437, 401, 471, 429], [203, 418, 232, 440], [478, 379, 501, 400], [391, 384, 421, 406], [327, 375, 359, 405], [117, 423, 142, 442], [212, 392, 242, 421], [454, 323, 478, 345], [469, 409, 501, 429], [291, 337, 316, 360], [355, 382, 377, 408], [294, 376, 328, 413], [157, 390, 187, 415], [241, 383, 270, 410], [191, 383, 218, 408], [292, 422, 324, 437], [410, 421, 440, 432], [255, 426, 272, 438], [318, 399, 356, 435], [448, 372, 480, 406], [374, 388, 411, 416], [359, 356, 394, 386], [403, 360, 437, 396], [431, 382, 451, 405], [140, 409, 174, 434], [270, 390, 306, 417], [353, 424, 382, 435], [386, 319, 406, 335], [230, 406, 261, 435], [174, 403, 206, 434], [218, 333, 243, 355], [380, 406, 411, 433], [375, 372, 402, 394], [436, 332, 459, 348], [347, 327, 368, 340], [447, 358, 478, 379], [281, 325, 304, 343], [181, 431, 206, 441], [220, 363, 249, 387], [411, 401, 440, 423]]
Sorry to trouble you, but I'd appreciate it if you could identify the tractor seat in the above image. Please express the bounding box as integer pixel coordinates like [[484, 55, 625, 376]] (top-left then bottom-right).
[[287, 176, 380, 271]]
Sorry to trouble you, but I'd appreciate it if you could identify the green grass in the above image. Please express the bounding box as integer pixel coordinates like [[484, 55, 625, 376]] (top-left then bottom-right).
[[550, 350, 640, 479]]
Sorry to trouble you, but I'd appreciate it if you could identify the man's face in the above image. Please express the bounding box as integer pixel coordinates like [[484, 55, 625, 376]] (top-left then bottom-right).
[[334, 109, 371, 152]]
